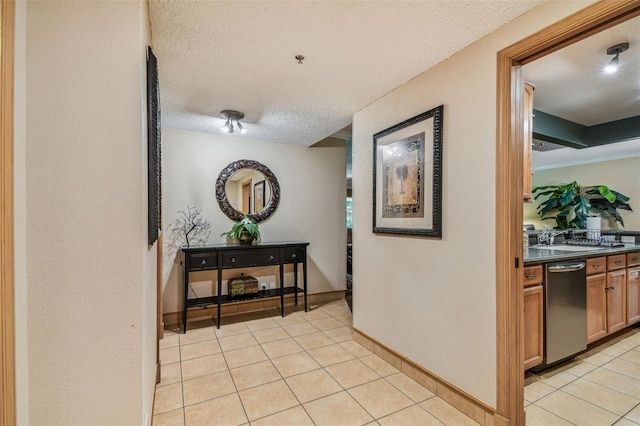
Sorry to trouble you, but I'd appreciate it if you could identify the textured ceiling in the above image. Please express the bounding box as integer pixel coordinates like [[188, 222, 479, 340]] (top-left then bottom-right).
[[149, 0, 543, 147]]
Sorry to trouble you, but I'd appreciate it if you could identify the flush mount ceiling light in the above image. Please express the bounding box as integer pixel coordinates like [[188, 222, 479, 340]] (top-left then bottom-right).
[[221, 110, 247, 134], [604, 42, 629, 74]]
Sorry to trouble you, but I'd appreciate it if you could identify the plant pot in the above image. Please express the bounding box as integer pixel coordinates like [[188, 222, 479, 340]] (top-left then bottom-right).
[[238, 230, 254, 245]]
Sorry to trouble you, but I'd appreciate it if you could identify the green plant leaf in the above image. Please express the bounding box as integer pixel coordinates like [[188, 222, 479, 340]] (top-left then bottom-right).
[[533, 180, 630, 229], [610, 189, 631, 204], [590, 185, 616, 203]]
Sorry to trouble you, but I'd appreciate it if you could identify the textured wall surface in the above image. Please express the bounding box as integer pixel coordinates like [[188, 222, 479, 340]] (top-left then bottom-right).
[[352, 1, 594, 408], [22, 1, 155, 424]]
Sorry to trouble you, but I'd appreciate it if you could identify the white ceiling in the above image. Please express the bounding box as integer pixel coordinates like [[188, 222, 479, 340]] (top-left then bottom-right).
[[525, 15, 640, 169], [524, 16, 640, 126], [149, 0, 544, 147]]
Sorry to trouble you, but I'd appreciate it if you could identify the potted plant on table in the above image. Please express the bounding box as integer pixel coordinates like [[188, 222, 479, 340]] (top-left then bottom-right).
[[221, 215, 261, 245], [533, 181, 632, 229]]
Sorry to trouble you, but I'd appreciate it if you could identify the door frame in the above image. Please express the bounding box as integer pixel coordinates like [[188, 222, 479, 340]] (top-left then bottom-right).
[[495, 1, 640, 424], [1, 0, 16, 424]]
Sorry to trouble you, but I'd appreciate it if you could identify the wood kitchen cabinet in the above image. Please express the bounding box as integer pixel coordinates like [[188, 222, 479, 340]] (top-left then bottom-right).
[[626, 251, 640, 325], [586, 272, 607, 344], [606, 269, 627, 334], [523, 265, 543, 369], [586, 255, 627, 343], [523, 83, 534, 203]]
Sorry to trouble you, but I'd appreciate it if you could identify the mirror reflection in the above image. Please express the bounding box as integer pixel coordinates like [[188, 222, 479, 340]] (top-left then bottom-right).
[[215, 159, 280, 223], [225, 169, 272, 214]]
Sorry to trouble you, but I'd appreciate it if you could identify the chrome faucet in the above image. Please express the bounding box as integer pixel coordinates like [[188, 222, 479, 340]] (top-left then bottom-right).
[[538, 226, 565, 245]]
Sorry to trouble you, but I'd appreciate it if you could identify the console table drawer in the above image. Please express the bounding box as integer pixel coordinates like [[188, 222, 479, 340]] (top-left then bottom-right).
[[283, 247, 305, 263], [187, 253, 217, 271], [221, 250, 280, 268]]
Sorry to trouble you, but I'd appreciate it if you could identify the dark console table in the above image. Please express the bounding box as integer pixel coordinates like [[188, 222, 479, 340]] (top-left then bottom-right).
[[180, 242, 309, 332]]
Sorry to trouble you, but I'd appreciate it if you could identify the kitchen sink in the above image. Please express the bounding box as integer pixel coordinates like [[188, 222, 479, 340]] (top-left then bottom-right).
[[529, 244, 608, 252]]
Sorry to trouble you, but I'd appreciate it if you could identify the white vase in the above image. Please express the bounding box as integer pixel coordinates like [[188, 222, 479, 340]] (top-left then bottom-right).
[[586, 216, 601, 240]]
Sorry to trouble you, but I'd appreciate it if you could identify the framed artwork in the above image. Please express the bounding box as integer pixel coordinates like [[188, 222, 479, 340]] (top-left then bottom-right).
[[147, 46, 162, 245], [254, 180, 266, 213], [373, 105, 443, 238]]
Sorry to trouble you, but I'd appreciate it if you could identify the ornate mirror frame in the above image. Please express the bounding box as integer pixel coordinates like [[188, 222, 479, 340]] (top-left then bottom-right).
[[215, 159, 280, 223]]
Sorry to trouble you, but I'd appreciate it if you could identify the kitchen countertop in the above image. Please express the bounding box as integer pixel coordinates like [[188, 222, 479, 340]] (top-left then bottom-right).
[[524, 244, 640, 265]]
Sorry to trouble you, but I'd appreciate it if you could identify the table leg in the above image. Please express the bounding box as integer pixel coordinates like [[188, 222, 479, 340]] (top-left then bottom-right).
[[280, 263, 285, 317], [303, 256, 308, 312], [217, 268, 222, 329], [182, 261, 188, 333], [294, 262, 299, 307]]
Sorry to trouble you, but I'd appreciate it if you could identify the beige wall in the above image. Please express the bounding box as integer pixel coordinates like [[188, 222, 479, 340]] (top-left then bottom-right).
[[524, 157, 640, 230], [352, 1, 593, 408], [17, 1, 156, 424], [162, 128, 347, 314]]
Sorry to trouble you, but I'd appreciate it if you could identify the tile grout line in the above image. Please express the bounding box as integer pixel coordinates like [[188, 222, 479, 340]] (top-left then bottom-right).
[[243, 303, 353, 424], [616, 401, 640, 425], [530, 401, 580, 426], [162, 300, 444, 425], [526, 334, 640, 426]]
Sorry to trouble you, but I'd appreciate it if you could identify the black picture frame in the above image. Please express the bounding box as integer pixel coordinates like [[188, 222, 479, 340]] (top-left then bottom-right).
[[254, 180, 266, 213], [373, 105, 443, 238], [147, 46, 162, 245]]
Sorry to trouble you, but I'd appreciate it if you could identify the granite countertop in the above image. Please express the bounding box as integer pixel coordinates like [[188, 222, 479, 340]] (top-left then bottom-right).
[[524, 244, 640, 265]]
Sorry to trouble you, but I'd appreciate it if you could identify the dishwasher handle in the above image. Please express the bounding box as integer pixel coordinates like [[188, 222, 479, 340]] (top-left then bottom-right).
[[547, 262, 586, 273]]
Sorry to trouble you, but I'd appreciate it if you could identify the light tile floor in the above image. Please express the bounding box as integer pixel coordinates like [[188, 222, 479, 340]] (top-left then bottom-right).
[[525, 327, 640, 426], [154, 300, 481, 425]]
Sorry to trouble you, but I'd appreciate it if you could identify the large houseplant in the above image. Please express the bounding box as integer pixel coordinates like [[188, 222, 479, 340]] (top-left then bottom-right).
[[221, 215, 260, 245], [533, 181, 632, 229]]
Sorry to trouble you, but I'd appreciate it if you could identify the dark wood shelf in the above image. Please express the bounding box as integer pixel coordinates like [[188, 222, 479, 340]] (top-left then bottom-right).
[[186, 287, 304, 308], [181, 242, 309, 332]]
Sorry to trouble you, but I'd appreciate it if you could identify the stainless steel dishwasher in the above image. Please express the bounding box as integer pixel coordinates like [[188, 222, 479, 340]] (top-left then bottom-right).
[[543, 259, 587, 366]]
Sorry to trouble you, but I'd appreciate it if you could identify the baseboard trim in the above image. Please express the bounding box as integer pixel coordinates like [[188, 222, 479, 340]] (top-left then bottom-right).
[[163, 290, 345, 329], [353, 327, 496, 426]]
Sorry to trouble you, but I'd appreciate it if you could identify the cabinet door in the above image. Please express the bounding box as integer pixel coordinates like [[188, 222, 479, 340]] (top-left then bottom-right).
[[606, 270, 626, 334], [523, 284, 543, 370], [523, 83, 534, 203], [587, 274, 607, 344], [628, 267, 640, 325]]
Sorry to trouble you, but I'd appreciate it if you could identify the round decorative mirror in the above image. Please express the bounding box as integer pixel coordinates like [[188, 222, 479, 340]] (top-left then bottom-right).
[[215, 159, 280, 223]]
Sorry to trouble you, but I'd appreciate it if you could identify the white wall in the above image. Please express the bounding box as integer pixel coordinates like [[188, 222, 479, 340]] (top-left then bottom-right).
[[352, 1, 593, 408], [524, 157, 640, 230], [162, 128, 346, 314], [19, 1, 156, 424]]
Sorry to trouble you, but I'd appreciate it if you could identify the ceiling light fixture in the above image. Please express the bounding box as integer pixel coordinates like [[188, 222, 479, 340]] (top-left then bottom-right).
[[220, 110, 247, 134], [604, 42, 629, 74]]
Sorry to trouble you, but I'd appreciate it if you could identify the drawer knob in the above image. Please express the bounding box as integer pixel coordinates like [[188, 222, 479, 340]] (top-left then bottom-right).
[[292, 253, 297, 259], [231, 257, 236, 263], [201, 259, 207, 265], [269, 255, 274, 260], [525, 274, 536, 279]]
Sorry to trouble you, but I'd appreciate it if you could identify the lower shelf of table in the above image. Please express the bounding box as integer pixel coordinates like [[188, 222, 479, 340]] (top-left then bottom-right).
[[186, 286, 304, 309]]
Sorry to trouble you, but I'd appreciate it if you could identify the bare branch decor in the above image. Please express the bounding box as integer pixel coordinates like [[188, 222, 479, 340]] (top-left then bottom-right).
[[168, 206, 211, 248]]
